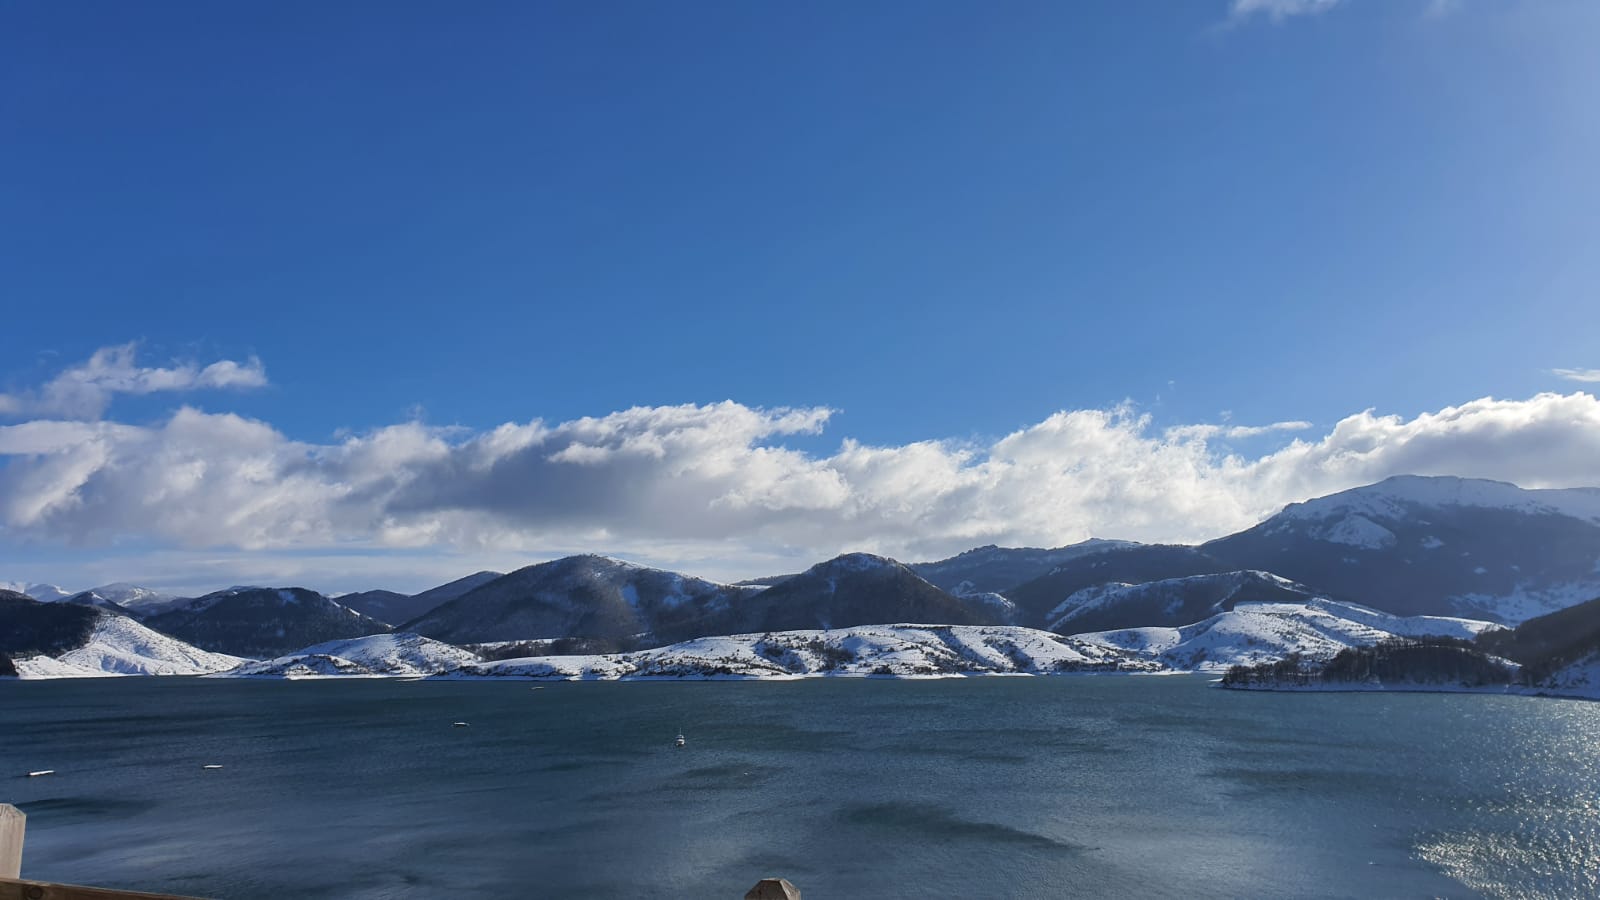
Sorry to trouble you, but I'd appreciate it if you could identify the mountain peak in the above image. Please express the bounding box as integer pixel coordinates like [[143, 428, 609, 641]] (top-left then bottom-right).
[[805, 552, 905, 576]]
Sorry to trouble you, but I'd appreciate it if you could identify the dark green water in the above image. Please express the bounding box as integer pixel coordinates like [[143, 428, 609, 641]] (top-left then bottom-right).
[[3, 676, 1598, 899]]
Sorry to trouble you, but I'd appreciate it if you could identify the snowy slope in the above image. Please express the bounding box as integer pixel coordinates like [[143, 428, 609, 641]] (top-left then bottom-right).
[[1072, 599, 1502, 673], [230, 633, 481, 677], [465, 625, 1164, 679], [1278, 475, 1600, 526], [12, 615, 245, 678], [1538, 650, 1600, 698]]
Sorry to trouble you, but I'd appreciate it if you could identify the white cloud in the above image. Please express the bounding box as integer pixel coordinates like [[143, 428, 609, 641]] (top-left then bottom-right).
[[1230, 0, 1343, 23], [1552, 367, 1600, 383], [0, 343, 268, 420], [2, 389, 1598, 587]]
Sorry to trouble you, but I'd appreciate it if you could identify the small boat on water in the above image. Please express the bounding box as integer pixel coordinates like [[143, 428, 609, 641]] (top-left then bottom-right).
[[452, 722, 470, 728], [675, 733, 686, 748], [28, 770, 54, 777], [202, 765, 224, 770]]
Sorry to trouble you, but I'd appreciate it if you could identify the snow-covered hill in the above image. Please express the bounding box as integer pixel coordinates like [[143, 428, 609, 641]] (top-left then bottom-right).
[[463, 625, 1164, 679], [1539, 650, 1600, 697], [229, 633, 481, 677], [11, 614, 244, 678], [1073, 598, 1502, 673]]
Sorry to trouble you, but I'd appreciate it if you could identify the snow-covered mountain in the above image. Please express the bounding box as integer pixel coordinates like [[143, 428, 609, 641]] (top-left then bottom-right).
[[1072, 598, 1502, 673], [71, 583, 183, 615], [1, 591, 243, 678], [61, 591, 135, 615], [229, 633, 481, 677], [1204, 476, 1600, 623], [1046, 570, 1318, 634], [3, 582, 74, 602], [911, 539, 1142, 596], [143, 586, 390, 657]]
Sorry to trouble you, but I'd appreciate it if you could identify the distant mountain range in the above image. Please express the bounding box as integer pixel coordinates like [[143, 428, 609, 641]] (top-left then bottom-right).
[[4, 476, 1598, 684]]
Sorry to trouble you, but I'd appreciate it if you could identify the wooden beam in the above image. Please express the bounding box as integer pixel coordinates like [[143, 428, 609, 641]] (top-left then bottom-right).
[[0, 878, 206, 900], [0, 806, 21, 880]]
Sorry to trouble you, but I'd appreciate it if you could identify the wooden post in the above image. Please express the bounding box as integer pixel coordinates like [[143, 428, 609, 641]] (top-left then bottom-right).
[[743, 878, 800, 900], [0, 804, 22, 880]]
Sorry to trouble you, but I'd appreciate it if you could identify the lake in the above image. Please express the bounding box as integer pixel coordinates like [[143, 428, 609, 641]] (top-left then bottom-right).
[[3, 675, 1598, 898]]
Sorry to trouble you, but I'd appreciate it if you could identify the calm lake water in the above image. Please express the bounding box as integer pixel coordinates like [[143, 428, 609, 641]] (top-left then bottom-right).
[[3, 675, 1598, 899]]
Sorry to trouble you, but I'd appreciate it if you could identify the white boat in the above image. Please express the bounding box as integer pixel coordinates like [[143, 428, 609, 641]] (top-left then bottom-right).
[[452, 722, 470, 728], [674, 733, 686, 748], [202, 765, 224, 770], [27, 770, 54, 777]]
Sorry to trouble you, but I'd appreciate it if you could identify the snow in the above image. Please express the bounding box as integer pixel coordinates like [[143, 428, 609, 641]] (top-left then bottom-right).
[[1450, 580, 1600, 624], [1315, 514, 1397, 550], [466, 625, 1163, 680], [1280, 475, 1600, 526], [81, 583, 177, 612], [12, 615, 245, 678], [1539, 651, 1600, 698], [227, 633, 481, 677], [13, 655, 102, 678], [3, 582, 74, 602], [1072, 599, 1501, 673]]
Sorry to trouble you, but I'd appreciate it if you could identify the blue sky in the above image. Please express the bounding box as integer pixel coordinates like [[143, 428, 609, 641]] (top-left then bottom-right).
[[2, 0, 1598, 594]]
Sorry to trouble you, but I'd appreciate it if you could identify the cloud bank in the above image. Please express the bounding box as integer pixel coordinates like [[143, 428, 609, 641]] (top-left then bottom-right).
[[1553, 367, 1600, 384], [2, 347, 1598, 587]]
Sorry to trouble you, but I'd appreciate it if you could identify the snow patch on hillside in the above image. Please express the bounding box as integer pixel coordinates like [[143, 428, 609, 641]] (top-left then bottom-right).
[[229, 633, 481, 677], [1540, 650, 1600, 697], [1451, 580, 1600, 624], [1315, 514, 1397, 549]]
